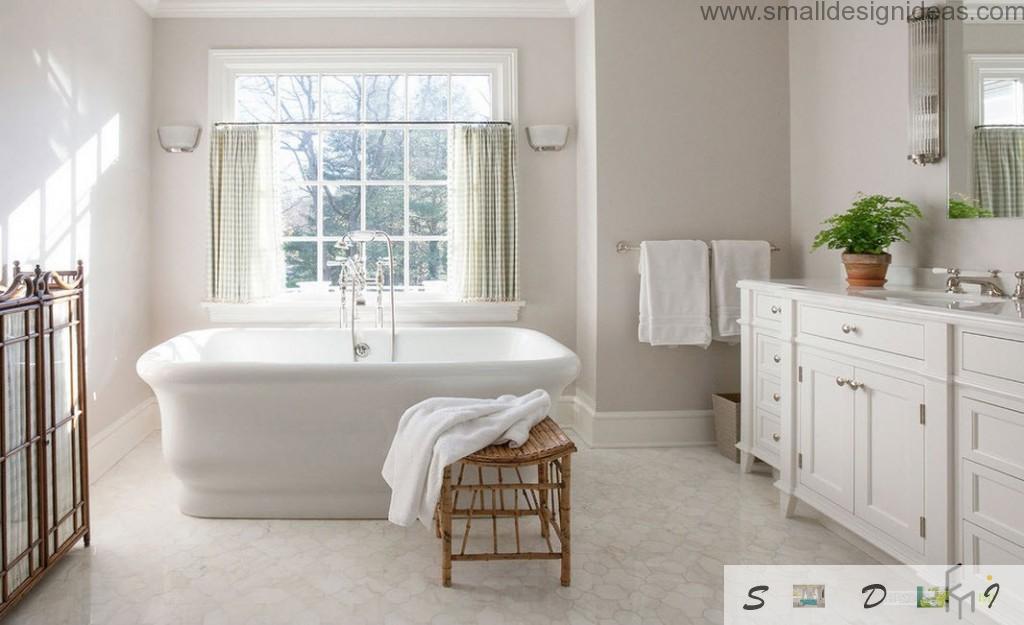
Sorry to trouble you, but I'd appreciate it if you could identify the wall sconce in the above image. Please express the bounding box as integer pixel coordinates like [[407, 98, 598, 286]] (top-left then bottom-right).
[[157, 125, 202, 153], [526, 125, 570, 152]]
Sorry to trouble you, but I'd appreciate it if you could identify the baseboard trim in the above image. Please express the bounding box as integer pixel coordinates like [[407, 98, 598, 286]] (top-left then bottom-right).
[[816, 516, 899, 565], [561, 392, 715, 449], [89, 397, 160, 483]]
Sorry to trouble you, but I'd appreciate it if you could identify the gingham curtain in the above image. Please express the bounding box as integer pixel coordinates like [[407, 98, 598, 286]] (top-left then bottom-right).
[[207, 125, 280, 303], [974, 127, 1024, 218], [448, 124, 520, 302]]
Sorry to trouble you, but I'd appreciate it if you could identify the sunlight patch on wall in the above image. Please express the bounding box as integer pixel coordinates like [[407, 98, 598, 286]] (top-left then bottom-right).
[[9, 190, 42, 266], [45, 160, 73, 265], [3, 113, 119, 274], [101, 115, 120, 172]]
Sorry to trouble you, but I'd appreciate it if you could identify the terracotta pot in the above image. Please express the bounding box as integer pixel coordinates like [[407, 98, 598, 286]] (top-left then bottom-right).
[[842, 253, 891, 287]]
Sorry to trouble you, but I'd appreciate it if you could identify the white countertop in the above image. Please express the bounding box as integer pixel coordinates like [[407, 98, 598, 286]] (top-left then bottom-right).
[[738, 279, 1024, 328]]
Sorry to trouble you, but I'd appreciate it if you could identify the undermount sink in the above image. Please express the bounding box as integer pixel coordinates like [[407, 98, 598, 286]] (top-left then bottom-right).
[[851, 288, 1008, 311]]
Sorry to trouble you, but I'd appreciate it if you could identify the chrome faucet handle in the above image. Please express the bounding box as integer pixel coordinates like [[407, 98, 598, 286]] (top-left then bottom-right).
[[945, 268, 964, 294], [1013, 271, 1024, 301]]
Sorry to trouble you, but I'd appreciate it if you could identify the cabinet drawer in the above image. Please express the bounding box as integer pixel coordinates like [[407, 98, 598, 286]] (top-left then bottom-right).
[[960, 394, 1024, 480], [755, 409, 782, 456], [962, 332, 1024, 386], [964, 520, 1024, 565], [754, 293, 786, 324], [756, 375, 782, 412], [962, 460, 1024, 549], [798, 305, 925, 359], [756, 334, 783, 377]]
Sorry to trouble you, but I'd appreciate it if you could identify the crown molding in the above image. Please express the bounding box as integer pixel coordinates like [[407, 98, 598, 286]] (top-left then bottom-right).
[[146, 0, 584, 18], [564, 0, 589, 16], [132, 0, 160, 15]]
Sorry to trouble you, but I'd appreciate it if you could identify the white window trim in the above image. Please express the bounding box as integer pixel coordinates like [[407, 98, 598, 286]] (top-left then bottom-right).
[[209, 48, 518, 127], [202, 298, 525, 324], [967, 54, 1024, 127], [206, 48, 521, 324]]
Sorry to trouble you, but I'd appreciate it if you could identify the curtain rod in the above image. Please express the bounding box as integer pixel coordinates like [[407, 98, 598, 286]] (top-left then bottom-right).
[[213, 121, 513, 127], [975, 124, 1024, 129]]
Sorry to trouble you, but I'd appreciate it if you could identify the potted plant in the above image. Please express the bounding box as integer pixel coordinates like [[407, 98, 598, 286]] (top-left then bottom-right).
[[811, 193, 923, 287]]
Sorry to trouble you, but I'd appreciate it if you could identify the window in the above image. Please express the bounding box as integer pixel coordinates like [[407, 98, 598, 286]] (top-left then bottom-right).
[[982, 77, 1024, 125], [234, 73, 492, 291], [969, 54, 1024, 126], [211, 49, 517, 294]]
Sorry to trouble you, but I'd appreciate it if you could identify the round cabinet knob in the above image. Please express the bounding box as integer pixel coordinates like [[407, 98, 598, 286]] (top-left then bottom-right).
[[772, 433, 781, 442], [770, 305, 782, 314], [836, 377, 848, 387], [841, 323, 858, 334], [848, 380, 864, 391], [772, 392, 781, 402], [773, 354, 782, 364]]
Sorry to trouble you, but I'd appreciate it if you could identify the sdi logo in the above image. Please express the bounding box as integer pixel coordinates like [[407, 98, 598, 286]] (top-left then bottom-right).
[[725, 564, 1022, 624]]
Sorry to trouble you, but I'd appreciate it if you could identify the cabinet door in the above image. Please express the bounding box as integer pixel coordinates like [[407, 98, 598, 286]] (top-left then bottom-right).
[[854, 366, 926, 553], [799, 352, 856, 512]]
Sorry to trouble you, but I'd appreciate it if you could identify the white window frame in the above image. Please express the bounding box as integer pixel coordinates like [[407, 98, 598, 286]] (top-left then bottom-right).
[[204, 48, 523, 324], [967, 54, 1024, 127]]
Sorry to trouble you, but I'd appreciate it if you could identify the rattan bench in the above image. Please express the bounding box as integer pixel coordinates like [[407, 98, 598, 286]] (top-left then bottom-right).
[[436, 417, 577, 587]]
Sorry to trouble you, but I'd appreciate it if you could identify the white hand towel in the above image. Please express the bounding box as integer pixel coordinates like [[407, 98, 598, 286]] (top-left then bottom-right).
[[638, 240, 711, 347], [711, 240, 771, 342], [381, 389, 551, 528]]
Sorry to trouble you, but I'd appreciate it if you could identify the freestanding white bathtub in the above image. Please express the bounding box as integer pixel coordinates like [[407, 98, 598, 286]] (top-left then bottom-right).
[[136, 327, 579, 519]]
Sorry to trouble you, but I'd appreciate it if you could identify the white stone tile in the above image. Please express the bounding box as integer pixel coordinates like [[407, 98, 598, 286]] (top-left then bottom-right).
[[4, 433, 875, 625]]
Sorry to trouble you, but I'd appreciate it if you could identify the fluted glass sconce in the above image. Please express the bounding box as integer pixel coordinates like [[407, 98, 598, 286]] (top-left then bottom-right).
[[158, 125, 202, 153], [908, 12, 943, 165]]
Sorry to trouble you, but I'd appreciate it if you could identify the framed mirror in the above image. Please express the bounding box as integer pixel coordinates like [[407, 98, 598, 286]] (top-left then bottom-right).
[[947, 5, 1024, 219]]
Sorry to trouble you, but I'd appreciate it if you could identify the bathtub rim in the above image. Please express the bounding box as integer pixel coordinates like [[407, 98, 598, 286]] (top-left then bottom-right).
[[136, 326, 581, 386]]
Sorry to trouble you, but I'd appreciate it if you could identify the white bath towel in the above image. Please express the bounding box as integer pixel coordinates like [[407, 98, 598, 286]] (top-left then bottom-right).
[[711, 240, 771, 342], [382, 389, 551, 528], [638, 240, 711, 347]]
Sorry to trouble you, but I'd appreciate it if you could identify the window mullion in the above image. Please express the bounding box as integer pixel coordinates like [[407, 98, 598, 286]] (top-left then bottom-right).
[[317, 129, 324, 282], [404, 124, 411, 290]]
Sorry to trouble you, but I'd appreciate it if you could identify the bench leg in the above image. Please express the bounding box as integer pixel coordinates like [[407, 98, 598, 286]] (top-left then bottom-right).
[[538, 461, 550, 539], [441, 466, 453, 587], [558, 455, 572, 587]]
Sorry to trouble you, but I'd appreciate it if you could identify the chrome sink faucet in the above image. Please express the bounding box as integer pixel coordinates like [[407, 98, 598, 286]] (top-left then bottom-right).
[[944, 268, 1007, 298]]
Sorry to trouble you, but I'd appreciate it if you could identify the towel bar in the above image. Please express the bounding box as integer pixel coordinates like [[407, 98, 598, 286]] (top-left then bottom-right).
[[615, 240, 782, 254]]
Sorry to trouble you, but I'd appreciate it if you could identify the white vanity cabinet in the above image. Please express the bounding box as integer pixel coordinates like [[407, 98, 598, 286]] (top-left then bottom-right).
[[739, 280, 1024, 565]]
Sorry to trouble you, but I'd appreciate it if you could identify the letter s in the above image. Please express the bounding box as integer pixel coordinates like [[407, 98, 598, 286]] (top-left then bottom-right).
[[743, 585, 769, 610]]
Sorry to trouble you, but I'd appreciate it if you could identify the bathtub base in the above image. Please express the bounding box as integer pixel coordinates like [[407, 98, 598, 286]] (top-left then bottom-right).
[[177, 488, 392, 520], [139, 327, 580, 522]]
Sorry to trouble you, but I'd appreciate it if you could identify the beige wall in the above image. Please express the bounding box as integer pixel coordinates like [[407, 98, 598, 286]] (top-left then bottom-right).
[[790, 6, 1024, 282], [149, 17, 578, 351], [582, 0, 792, 412], [0, 0, 153, 433]]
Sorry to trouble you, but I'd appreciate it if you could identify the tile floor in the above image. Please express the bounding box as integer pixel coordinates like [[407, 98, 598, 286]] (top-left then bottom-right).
[[6, 433, 875, 625]]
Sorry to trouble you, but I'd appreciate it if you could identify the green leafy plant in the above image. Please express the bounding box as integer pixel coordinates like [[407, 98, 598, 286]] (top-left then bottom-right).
[[812, 194, 923, 255], [948, 194, 993, 219]]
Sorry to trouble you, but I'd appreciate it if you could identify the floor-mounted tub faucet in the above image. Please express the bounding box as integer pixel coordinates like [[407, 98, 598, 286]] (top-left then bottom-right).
[[329, 231, 398, 362]]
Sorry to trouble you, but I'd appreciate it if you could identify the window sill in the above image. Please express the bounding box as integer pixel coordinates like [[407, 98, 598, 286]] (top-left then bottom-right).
[[202, 297, 524, 324]]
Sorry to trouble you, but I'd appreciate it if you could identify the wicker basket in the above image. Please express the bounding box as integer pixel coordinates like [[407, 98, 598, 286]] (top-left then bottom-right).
[[712, 393, 741, 463]]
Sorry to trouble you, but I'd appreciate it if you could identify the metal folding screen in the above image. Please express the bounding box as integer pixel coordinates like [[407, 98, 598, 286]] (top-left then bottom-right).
[[0, 263, 89, 618]]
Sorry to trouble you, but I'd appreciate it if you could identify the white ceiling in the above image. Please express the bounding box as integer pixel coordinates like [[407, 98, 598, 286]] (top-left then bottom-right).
[[135, 0, 589, 18]]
